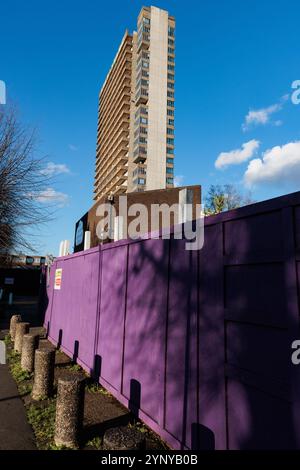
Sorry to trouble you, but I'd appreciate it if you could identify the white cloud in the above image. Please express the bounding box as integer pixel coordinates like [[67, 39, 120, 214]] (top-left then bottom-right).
[[282, 94, 290, 102], [41, 162, 70, 177], [242, 95, 288, 131], [243, 104, 280, 128], [174, 175, 184, 187], [244, 141, 300, 187], [215, 139, 260, 169], [35, 188, 69, 207], [68, 144, 78, 151]]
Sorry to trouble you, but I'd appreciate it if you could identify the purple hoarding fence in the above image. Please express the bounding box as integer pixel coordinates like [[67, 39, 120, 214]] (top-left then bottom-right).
[[44, 190, 300, 449]]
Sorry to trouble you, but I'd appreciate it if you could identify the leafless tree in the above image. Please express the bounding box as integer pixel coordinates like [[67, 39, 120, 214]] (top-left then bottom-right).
[[204, 184, 254, 215], [0, 106, 52, 259]]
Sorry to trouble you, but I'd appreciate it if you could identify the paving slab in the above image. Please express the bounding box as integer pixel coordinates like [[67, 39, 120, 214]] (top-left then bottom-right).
[[0, 364, 36, 450]]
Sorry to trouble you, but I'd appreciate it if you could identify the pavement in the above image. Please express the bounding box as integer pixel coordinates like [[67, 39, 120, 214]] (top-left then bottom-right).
[[0, 299, 39, 450], [0, 363, 36, 450]]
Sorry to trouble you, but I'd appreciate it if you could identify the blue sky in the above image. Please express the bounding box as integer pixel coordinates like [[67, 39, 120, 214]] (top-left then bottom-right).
[[1, 0, 300, 255]]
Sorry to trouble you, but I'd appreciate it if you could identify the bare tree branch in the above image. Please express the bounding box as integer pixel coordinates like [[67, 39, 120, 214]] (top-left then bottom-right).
[[0, 106, 54, 257], [204, 184, 255, 215]]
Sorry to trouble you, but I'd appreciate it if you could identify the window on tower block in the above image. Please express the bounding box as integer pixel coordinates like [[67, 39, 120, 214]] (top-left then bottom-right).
[[168, 26, 175, 37]]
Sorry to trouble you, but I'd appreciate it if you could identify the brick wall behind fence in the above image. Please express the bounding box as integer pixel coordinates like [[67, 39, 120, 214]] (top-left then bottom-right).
[[44, 190, 300, 450]]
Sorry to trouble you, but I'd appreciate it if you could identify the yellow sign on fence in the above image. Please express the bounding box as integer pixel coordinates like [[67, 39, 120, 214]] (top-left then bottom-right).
[[54, 269, 62, 290]]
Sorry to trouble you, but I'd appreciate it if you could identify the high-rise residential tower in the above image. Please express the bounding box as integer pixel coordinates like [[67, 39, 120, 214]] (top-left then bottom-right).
[[94, 6, 175, 200]]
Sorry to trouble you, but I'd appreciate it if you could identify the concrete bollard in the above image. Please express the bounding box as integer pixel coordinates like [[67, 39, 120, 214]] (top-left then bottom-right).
[[14, 322, 30, 353], [54, 376, 85, 448], [10, 314, 22, 341], [21, 334, 39, 372], [32, 349, 55, 400]]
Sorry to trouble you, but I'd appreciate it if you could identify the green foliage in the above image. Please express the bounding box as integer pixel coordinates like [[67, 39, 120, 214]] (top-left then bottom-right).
[[135, 424, 148, 434], [66, 363, 81, 372], [127, 421, 169, 449], [6, 348, 21, 369], [7, 348, 20, 362], [18, 381, 32, 397], [204, 184, 254, 215], [86, 436, 102, 449], [129, 421, 148, 434], [27, 400, 56, 449], [48, 443, 70, 451], [4, 334, 11, 345], [10, 360, 32, 383], [85, 382, 110, 396], [6, 348, 32, 395]]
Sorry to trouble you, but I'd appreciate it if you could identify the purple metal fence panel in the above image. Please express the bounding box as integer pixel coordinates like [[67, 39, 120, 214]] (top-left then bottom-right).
[[44, 261, 56, 332], [44, 191, 300, 450], [123, 239, 168, 425], [96, 244, 127, 392], [47, 248, 100, 372], [165, 239, 198, 449], [198, 222, 226, 450], [199, 193, 300, 450]]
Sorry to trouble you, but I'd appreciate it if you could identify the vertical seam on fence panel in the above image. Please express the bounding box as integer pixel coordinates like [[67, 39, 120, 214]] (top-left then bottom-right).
[[93, 245, 103, 379], [223, 224, 229, 449], [219, 221, 228, 450], [282, 206, 300, 323], [162, 238, 171, 429], [197, 241, 200, 436], [120, 242, 130, 395], [181, 248, 193, 449], [47, 261, 57, 338], [282, 206, 300, 447]]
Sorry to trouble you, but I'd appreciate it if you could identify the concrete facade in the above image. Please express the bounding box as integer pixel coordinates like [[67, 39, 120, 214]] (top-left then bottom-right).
[[94, 32, 132, 199], [94, 6, 175, 199], [144, 7, 169, 190]]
